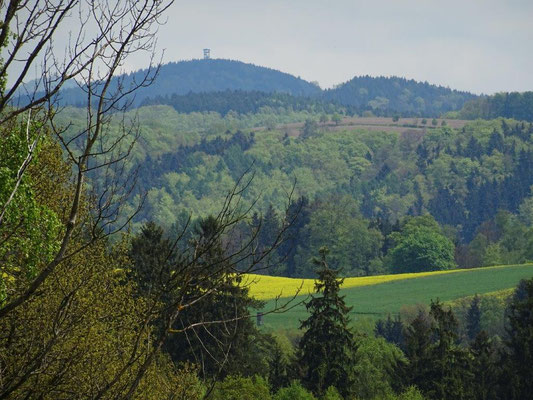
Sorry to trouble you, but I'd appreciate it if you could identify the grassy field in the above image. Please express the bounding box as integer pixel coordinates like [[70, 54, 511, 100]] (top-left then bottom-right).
[[249, 264, 533, 330], [256, 116, 469, 137]]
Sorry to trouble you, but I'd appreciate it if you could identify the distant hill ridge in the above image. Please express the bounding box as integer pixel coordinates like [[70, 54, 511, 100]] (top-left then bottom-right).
[[18, 58, 478, 116], [323, 75, 476, 116], [52, 58, 321, 107]]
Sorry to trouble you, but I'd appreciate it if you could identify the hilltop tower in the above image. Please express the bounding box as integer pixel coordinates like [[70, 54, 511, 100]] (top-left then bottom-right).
[[203, 48, 211, 59]]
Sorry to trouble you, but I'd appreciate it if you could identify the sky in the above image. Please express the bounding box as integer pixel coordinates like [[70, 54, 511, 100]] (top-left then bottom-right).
[[127, 0, 533, 94], [9, 0, 533, 95]]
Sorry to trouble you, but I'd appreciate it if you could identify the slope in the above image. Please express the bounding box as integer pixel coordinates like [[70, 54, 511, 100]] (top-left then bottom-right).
[[252, 264, 533, 330], [52, 59, 322, 107], [322, 75, 476, 116]]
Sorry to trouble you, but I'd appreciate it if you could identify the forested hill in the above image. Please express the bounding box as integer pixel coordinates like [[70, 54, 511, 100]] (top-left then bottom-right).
[[25, 59, 481, 117], [455, 91, 533, 122], [322, 76, 476, 117], [53, 59, 322, 107], [140, 90, 352, 116]]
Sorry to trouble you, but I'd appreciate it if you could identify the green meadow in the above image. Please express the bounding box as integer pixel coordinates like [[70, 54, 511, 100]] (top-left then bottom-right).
[[255, 264, 533, 330]]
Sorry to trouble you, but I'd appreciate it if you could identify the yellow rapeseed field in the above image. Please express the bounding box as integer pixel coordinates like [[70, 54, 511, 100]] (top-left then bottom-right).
[[245, 264, 533, 301], [446, 287, 515, 308], [245, 268, 468, 301]]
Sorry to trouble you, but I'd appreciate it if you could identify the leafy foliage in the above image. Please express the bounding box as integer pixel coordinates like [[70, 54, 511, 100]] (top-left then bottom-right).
[[211, 375, 271, 400], [141, 90, 352, 116], [387, 215, 456, 273], [48, 59, 322, 107], [323, 75, 475, 117], [457, 92, 533, 122], [0, 121, 64, 304], [273, 382, 316, 400]]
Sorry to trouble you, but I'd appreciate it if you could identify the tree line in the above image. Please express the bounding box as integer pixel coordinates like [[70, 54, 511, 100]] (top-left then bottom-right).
[[122, 117, 533, 276], [454, 92, 533, 122], [140, 90, 355, 117]]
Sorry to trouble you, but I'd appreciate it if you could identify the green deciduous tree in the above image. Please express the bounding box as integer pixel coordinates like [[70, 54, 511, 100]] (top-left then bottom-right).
[[352, 336, 407, 399], [211, 375, 271, 400], [388, 215, 456, 273], [294, 196, 383, 277], [274, 382, 316, 400]]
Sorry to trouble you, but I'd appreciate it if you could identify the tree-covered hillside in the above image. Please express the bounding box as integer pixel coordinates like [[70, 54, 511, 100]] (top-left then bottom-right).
[[323, 76, 476, 117], [454, 91, 533, 122], [141, 90, 352, 116], [48, 59, 322, 107], [20, 59, 481, 118], [63, 103, 533, 277]]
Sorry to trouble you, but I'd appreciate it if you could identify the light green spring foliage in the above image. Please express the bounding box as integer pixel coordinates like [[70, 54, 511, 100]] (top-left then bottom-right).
[[211, 375, 271, 400], [321, 386, 343, 400], [352, 336, 407, 400], [446, 288, 514, 338], [56, 105, 533, 243], [292, 196, 383, 276], [55, 105, 319, 162], [0, 115, 204, 398], [124, 112, 527, 231], [274, 382, 316, 400], [0, 119, 63, 304], [382, 386, 426, 400], [467, 210, 533, 267], [0, 235, 202, 399], [387, 215, 456, 273]]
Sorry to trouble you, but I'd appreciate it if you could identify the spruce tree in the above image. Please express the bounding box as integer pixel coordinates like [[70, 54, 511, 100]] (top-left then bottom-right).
[[404, 302, 474, 399], [428, 300, 474, 400], [297, 247, 357, 398], [403, 310, 433, 390], [502, 278, 533, 399], [466, 295, 482, 342], [470, 331, 499, 400]]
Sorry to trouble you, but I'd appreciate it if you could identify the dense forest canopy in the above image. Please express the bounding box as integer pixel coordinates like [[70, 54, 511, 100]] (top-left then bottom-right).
[[4, 1, 533, 399], [16, 58, 488, 118], [453, 91, 533, 122], [140, 90, 353, 116], [53, 101, 533, 277], [323, 76, 476, 117], [16, 58, 533, 123], [19, 59, 321, 108]]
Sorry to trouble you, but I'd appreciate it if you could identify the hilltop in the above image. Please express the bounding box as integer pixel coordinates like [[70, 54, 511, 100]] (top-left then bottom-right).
[[323, 75, 476, 117], [49, 59, 322, 107], [24, 58, 477, 117]]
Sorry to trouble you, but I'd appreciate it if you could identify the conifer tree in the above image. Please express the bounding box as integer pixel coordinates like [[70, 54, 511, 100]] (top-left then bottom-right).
[[404, 302, 474, 400], [470, 331, 499, 400], [297, 247, 357, 398], [403, 310, 433, 389], [428, 300, 473, 400], [502, 278, 533, 399], [269, 344, 289, 392], [466, 295, 482, 342]]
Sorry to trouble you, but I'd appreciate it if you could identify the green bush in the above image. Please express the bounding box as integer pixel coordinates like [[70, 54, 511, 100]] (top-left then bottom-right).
[[211, 375, 271, 400], [321, 386, 343, 400], [274, 381, 316, 400]]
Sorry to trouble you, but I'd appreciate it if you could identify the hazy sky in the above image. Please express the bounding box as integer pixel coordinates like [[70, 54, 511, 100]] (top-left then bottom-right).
[[130, 0, 533, 94]]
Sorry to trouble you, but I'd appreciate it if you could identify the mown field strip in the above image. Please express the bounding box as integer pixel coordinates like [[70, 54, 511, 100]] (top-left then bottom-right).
[[249, 264, 533, 330]]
